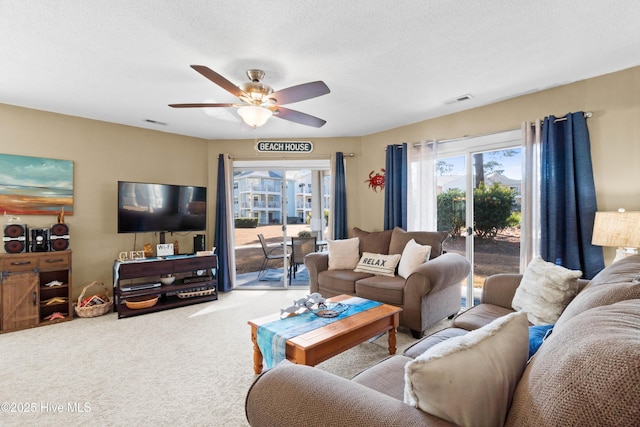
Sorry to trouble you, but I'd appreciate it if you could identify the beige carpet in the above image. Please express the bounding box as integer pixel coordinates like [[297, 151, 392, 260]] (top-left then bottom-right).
[[0, 289, 452, 426]]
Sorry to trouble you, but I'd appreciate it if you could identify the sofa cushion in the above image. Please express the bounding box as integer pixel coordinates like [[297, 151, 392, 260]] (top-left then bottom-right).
[[506, 300, 640, 427], [318, 270, 371, 296], [352, 355, 414, 400], [353, 227, 393, 255], [389, 227, 448, 259], [403, 327, 469, 359], [512, 256, 582, 325], [554, 279, 640, 329], [404, 311, 529, 427], [355, 275, 405, 306], [453, 303, 516, 331], [327, 237, 360, 270], [354, 252, 401, 277], [398, 238, 432, 279]]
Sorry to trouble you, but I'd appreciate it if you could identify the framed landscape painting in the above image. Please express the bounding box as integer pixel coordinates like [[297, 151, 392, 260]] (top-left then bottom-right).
[[0, 154, 74, 215]]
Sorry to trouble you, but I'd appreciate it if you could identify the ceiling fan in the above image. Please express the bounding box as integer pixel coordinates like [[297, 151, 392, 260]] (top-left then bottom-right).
[[169, 65, 330, 128]]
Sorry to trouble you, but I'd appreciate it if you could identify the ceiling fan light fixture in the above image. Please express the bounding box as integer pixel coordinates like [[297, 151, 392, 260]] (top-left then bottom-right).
[[237, 105, 273, 128]]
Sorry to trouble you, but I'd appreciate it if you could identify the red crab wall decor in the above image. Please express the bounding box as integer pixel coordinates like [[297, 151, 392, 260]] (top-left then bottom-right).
[[365, 168, 386, 192]]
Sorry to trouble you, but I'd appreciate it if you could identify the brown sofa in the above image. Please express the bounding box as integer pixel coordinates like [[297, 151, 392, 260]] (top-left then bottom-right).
[[304, 227, 471, 338], [246, 255, 640, 426]]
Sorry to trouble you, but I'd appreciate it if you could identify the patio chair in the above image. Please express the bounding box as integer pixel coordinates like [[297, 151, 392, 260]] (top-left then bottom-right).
[[289, 236, 317, 280], [257, 234, 291, 280]]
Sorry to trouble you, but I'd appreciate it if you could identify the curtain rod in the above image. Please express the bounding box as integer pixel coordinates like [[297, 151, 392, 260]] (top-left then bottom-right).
[[227, 153, 354, 160], [406, 127, 520, 147], [553, 111, 593, 123]]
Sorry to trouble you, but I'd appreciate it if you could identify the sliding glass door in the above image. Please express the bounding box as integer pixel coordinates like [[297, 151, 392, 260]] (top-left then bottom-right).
[[435, 131, 522, 309], [233, 160, 330, 289]]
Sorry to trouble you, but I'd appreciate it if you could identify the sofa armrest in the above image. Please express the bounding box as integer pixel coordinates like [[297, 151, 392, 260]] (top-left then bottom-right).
[[304, 252, 329, 294], [405, 252, 471, 297], [481, 274, 591, 309], [245, 363, 455, 427], [481, 273, 523, 308]]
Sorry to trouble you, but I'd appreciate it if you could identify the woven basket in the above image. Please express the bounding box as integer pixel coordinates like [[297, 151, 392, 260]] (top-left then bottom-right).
[[74, 281, 113, 318]]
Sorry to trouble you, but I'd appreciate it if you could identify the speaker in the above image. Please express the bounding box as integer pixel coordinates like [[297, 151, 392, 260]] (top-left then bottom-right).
[[50, 223, 70, 251], [3, 224, 28, 253], [194, 234, 206, 253], [30, 228, 50, 252]]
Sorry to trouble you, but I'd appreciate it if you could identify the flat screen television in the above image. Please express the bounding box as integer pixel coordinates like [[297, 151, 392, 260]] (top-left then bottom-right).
[[117, 181, 206, 234]]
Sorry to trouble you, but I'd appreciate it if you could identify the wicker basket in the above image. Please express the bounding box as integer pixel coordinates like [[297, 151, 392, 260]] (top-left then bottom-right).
[[74, 281, 113, 318], [124, 295, 159, 309]]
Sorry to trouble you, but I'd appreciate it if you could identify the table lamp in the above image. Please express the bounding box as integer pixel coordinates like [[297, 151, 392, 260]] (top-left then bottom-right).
[[591, 209, 640, 263]]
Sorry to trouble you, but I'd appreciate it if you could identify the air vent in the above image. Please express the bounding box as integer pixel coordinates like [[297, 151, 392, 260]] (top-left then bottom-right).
[[443, 94, 473, 105]]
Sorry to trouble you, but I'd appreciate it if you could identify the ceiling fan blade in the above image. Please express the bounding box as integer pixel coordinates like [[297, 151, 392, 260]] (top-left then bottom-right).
[[271, 106, 326, 128], [190, 65, 245, 98], [169, 103, 236, 108], [266, 81, 330, 105]]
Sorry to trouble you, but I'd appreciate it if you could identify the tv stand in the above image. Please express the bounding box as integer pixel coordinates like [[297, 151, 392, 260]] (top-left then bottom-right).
[[113, 254, 217, 319]]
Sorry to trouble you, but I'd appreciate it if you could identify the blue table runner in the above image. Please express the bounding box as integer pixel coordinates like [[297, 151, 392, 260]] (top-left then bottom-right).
[[257, 297, 382, 369]]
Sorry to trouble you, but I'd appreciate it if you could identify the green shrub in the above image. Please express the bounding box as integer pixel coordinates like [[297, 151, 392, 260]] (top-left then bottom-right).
[[437, 188, 466, 237], [436, 183, 516, 240], [506, 211, 521, 228], [234, 217, 259, 228], [473, 182, 517, 239]]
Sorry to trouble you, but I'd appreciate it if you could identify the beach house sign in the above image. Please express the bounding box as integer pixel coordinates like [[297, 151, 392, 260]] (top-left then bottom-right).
[[256, 141, 313, 154]]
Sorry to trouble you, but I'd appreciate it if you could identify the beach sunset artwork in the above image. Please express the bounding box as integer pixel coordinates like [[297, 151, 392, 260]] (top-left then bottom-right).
[[0, 154, 74, 215]]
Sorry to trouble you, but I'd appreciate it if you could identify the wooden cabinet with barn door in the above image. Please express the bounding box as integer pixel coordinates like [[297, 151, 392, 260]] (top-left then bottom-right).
[[0, 251, 72, 333]]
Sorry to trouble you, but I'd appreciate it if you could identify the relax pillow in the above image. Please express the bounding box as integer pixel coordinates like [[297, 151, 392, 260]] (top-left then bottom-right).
[[354, 252, 401, 277], [512, 256, 582, 325], [397, 239, 431, 279], [327, 237, 360, 270], [404, 311, 529, 427]]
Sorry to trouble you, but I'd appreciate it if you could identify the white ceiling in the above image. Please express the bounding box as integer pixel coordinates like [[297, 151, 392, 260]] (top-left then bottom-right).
[[2, 1, 640, 140]]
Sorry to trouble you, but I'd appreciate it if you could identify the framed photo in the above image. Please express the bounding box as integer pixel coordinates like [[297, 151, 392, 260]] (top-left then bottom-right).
[[0, 153, 74, 215]]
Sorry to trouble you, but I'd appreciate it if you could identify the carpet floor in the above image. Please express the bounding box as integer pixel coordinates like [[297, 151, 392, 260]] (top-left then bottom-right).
[[0, 289, 451, 426]]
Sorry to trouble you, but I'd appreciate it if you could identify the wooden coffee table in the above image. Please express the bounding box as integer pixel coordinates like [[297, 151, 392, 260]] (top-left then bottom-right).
[[248, 295, 402, 374]]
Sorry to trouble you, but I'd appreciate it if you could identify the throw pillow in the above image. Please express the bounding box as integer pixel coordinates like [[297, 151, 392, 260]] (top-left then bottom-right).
[[528, 324, 554, 359], [512, 256, 582, 325], [388, 227, 448, 259], [327, 237, 360, 270], [352, 227, 393, 255], [404, 311, 529, 427], [397, 239, 432, 279], [354, 252, 401, 277]]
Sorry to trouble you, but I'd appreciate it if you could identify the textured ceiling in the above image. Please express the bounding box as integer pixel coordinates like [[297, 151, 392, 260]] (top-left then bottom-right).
[[1, 0, 640, 140]]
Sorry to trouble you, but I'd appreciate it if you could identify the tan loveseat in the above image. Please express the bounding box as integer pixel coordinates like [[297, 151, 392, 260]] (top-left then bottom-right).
[[304, 227, 471, 338], [246, 255, 640, 426]]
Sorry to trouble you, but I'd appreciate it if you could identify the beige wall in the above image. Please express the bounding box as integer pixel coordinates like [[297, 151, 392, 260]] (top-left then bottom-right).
[[1, 104, 208, 299], [2, 65, 639, 297], [358, 66, 640, 261]]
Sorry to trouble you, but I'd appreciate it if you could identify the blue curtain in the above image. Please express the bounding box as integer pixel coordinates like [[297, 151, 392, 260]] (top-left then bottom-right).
[[540, 112, 604, 279], [384, 143, 408, 230], [333, 152, 348, 239], [214, 154, 232, 292]]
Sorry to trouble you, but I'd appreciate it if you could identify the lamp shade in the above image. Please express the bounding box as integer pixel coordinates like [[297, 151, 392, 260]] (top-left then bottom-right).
[[237, 106, 272, 128], [591, 211, 640, 248]]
